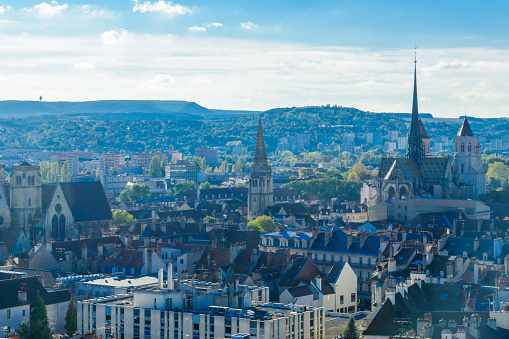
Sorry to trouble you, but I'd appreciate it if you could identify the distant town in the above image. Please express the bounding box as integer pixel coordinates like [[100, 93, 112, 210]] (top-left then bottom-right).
[[0, 66, 509, 339]]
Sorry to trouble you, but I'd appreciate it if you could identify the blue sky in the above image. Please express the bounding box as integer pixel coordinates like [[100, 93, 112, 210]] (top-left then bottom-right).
[[1, 0, 509, 117]]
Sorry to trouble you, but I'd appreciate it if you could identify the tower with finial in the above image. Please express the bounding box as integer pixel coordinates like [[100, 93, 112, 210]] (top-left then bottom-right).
[[406, 47, 425, 163], [248, 116, 273, 217], [452, 116, 485, 198]]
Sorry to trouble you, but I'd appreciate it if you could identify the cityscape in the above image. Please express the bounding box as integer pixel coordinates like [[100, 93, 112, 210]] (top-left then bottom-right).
[[1, 1, 509, 339]]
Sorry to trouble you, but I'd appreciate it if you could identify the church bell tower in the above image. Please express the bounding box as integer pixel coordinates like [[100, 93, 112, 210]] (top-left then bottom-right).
[[248, 117, 273, 217]]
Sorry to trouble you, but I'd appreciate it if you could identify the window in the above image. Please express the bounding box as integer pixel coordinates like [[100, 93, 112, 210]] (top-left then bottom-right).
[[340, 295, 344, 304], [22, 309, 27, 317], [6, 309, 11, 319], [351, 293, 356, 302], [28, 199, 31, 207]]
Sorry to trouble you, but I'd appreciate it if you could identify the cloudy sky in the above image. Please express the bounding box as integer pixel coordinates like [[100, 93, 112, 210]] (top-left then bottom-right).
[[1, 1, 509, 117]]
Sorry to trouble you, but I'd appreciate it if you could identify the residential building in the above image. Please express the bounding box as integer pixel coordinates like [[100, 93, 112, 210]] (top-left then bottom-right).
[[99, 153, 125, 174], [132, 153, 155, 170], [51, 153, 79, 177], [195, 146, 219, 167]]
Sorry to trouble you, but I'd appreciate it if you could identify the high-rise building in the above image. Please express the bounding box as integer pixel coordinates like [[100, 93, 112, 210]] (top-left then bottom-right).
[[195, 147, 219, 167], [51, 153, 79, 177], [248, 118, 273, 217], [132, 153, 155, 169], [99, 153, 125, 174], [166, 160, 198, 183]]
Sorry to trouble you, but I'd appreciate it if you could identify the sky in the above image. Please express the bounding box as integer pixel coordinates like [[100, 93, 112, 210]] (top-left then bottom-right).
[[1, 1, 509, 117]]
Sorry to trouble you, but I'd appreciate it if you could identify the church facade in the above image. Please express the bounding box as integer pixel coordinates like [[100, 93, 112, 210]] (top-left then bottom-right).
[[361, 59, 486, 208], [248, 117, 274, 217], [0, 162, 112, 242]]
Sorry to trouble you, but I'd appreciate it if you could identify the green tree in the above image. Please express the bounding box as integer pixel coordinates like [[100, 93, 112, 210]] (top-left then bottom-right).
[[149, 155, 162, 178], [49, 162, 60, 183], [174, 180, 197, 197], [234, 156, 247, 173], [64, 294, 77, 337], [348, 163, 371, 182], [60, 160, 71, 182], [248, 215, 277, 233], [161, 155, 168, 177], [218, 160, 229, 172], [40, 161, 50, 182], [298, 168, 314, 178], [342, 316, 359, 339], [119, 184, 151, 202], [29, 291, 52, 339], [200, 182, 212, 189], [194, 157, 207, 172], [113, 210, 135, 226], [487, 161, 509, 188]]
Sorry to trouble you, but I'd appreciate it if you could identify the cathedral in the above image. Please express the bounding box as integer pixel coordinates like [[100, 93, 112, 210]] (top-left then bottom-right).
[[248, 117, 274, 217], [0, 162, 112, 242], [361, 58, 486, 208]]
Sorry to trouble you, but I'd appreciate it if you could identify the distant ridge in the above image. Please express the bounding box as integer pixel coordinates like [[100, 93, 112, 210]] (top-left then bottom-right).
[[0, 100, 259, 120]]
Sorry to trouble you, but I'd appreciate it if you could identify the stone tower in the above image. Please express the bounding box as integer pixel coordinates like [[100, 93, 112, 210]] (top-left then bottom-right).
[[453, 117, 486, 199], [10, 162, 43, 236], [248, 117, 273, 217]]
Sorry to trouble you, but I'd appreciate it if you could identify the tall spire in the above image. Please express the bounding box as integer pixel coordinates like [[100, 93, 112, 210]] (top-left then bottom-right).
[[407, 48, 424, 163], [251, 116, 271, 174]]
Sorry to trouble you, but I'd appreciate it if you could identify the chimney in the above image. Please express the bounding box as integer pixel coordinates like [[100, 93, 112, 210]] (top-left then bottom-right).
[[18, 289, 27, 303], [456, 329, 467, 339], [385, 289, 395, 304], [316, 277, 322, 292], [144, 248, 153, 274], [488, 318, 497, 330], [7, 255, 14, 266], [360, 233, 367, 248], [401, 230, 407, 243], [82, 245, 88, 272], [474, 237, 479, 252], [97, 243, 104, 261], [347, 233, 353, 249], [388, 258, 396, 272], [167, 263, 174, 290], [158, 267, 164, 289], [441, 329, 452, 339], [46, 240, 53, 252]]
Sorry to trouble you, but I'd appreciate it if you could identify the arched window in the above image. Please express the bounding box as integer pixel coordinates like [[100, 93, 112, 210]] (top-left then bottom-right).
[[59, 214, 66, 239], [461, 143, 465, 152], [468, 144, 472, 152], [388, 186, 396, 200], [399, 186, 408, 199], [52, 215, 59, 239], [28, 199, 31, 207], [461, 164, 464, 173]]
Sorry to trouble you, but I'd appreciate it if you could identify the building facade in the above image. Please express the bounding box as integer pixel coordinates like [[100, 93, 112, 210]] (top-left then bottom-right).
[[195, 147, 219, 167]]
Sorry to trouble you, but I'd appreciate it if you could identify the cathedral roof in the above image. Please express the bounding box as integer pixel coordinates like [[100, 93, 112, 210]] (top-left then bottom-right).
[[457, 117, 474, 137], [378, 156, 451, 182], [420, 157, 451, 181], [251, 117, 271, 175]]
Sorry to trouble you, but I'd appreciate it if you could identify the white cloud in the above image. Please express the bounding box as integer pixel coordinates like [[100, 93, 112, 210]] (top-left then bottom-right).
[[81, 5, 115, 19], [188, 23, 224, 32], [188, 25, 206, 32], [24, 1, 68, 17], [0, 5, 13, 14], [140, 74, 176, 90], [74, 62, 96, 70], [132, 0, 192, 16], [101, 29, 128, 45], [241, 21, 257, 30]]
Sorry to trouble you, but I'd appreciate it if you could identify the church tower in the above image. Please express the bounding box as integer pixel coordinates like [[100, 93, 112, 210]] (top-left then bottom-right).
[[453, 117, 485, 199], [10, 162, 43, 239], [248, 117, 273, 217], [406, 54, 425, 163]]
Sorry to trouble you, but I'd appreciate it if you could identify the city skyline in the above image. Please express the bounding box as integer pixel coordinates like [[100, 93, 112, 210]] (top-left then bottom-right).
[[1, 1, 509, 117]]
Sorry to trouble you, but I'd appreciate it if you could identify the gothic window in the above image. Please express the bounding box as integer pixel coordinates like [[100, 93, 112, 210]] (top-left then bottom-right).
[[59, 214, 66, 239], [461, 143, 465, 152], [16, 176, 21, 185], [0, 216, 3, 226], [388, 186, 395, 200], [399, 186, 408, 199], [468, 144, 472, 152], [55, 204, 62, 214], [461, 164, 464, 173], [28, 199, 31, 207], [52, 215, 59, 239]]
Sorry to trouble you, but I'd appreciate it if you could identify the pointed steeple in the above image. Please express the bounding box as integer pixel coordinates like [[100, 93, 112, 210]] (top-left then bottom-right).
[[457, 117, 474, 137], [407, 50, 424, 163], [251, 117, 271, 175]]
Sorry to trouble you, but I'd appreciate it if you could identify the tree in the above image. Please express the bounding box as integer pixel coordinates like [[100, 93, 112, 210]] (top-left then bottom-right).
[[487, 161, 509, 188], [194, 157, 206, 172], [248, 215, 277, 233], [218, 160, 229, 173], [149, 155, 162, 178], [174, 180, 197, 197], [200, 182, 212, 189], [343, 316, 359, 339], [28, 290, 52, 339], [60, 160, 71, 182], [113, 210, 134, 226], [348, 163, 371, 182], [49, 162, 60, 183], [298, 168, 314, 178], [119, 184, 151, 202], [161, 155, 168, 177], [64, 294, 77, 337]]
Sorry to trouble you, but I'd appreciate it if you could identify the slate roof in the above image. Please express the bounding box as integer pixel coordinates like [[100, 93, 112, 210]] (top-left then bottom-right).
[[286, 285, 313, 298], [419, 157, 451, 182], [379, 158, 420, 181], [0, 227, 24, 253], [102, 249, 145, 268], [262, 229, 313, 240], [59, 181, 112, 222], [197, 247, 230, 270], [311, 230, 380, 256], [458, 117, 474, 137], [279, 257, 322, 288], [52, 236, 122, 260], [0, 276, 70, 310], [7, 267, 66, 289], [327, 262, 347, 284], [419, 119, 430, 139], [266, 202, 309, 216], [444, 236, 494, 258], [406, 210, 459, 228]]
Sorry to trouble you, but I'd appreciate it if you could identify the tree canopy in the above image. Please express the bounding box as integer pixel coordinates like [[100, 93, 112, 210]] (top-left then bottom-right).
[[248, 215, 277, 233], [343, 316, 360, 339], [113, 210, 135, 226], [64, 294, 77, 337], [173, 180, 197, 197], [119, 184, 151, 202]]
